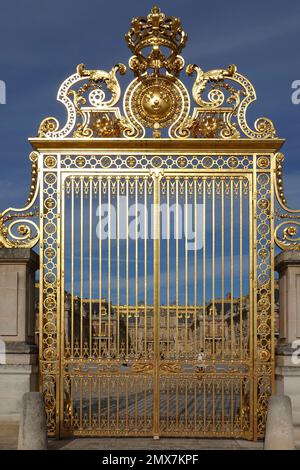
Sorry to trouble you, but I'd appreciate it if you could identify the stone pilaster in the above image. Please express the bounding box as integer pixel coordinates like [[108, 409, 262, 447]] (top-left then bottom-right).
[[275, 251, 300, 444], [0, 248, 39, 421]]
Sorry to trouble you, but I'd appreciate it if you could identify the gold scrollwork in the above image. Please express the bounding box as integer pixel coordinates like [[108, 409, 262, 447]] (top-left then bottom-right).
[[0, 151, 40, 249], [38, 63, 138, 139], [71, 63, 126, 138], [274, 223, 300, 251], [0, 212, 39, 248], [187, 63, 237, 108], [132, 362, 153, 373], [76, 62, 126, 107], [274, 153, 300, 250], [177, 63, 276, 139], [160, 362, 181, 373]]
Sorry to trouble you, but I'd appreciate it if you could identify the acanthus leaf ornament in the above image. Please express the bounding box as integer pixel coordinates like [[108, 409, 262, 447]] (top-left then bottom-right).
[[38, 62, 138, 139], [186, 63, 237, 107], [75, 62, 126, 109], [175, 63, 276, 139]]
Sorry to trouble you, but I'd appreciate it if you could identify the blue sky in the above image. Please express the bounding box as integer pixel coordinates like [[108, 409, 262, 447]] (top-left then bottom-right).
[[0, 0, 300, 210]]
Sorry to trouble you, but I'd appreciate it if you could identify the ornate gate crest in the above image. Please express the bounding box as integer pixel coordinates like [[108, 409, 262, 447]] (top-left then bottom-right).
[[37, 6, 276, 141], [1, 6, 299, 440]]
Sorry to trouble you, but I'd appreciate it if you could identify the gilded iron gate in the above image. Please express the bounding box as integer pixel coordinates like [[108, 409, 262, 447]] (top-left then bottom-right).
[[3, 6, 300, 439], [59, 168, 253, 438]]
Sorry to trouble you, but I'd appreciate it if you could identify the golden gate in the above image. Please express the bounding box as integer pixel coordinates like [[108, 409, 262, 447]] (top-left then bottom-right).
[[1, 6, 299, 440]]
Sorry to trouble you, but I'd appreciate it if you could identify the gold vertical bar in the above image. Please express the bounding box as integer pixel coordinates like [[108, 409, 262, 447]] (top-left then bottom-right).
[[126, 177, 129, 360], [38, 155, 44, 411], [166, 178, 170, 356], [117, 177, 120, 357], [221, 178, 227, 429], [144, 379, 147, 431], [116, 378, 119, 432], [144, 177, 148, 358], [80, 177, 84, 357], [221, 179, 225, 358], [269, 155, 276, 439], [135, 377, 138, 430], [59, 170, 65, 436], [184, 178, 188, 352], [194, 178, 197, 355], [203, 377, 206, 431], [98, 376, 101, 429], [167, 379, 170, 430], [79, 377, 83, 430], [107, 177, 111, 357], [98, 178, 102, 355], [107, 380, 110, 431], [252, 157, 258, 439], [270, 157, 275, 394], [203, 178, 206, 353], [240, 377, 243, 434], [153, 171, 160, 438], [89, 178, 92, 358], [231, 379, 234, 434], [71, 177, 74, 357], [125, 380, 128, 432], [230, 178, 234, 358], [89, 377, 92, 429], [175, 177, 179, 358], [194, 381, 197, 431], [176, 381, 179, 430], [212, 379, 215, 432], [248, 172, 254, 438], [239, 178, 243, 359], [212, 178, 215, 358], [70, 376, 74, 429], [185, 380, 188, 432], [222, 380, 225, 431], [135, 177, 139, 357]]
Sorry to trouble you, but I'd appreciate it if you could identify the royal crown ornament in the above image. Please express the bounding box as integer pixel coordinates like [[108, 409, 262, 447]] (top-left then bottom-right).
[[125, 5, 187, 76]]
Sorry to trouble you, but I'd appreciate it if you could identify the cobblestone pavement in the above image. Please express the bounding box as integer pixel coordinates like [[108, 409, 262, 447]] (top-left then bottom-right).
[[0, 422, 264, 450], [48, 437, 263, 451], [0, 422, 19, 450]]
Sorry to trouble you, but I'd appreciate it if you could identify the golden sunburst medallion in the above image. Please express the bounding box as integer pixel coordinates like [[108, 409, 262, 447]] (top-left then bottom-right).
[[130, 76, 183, 128], [124, 75, 189, 136]]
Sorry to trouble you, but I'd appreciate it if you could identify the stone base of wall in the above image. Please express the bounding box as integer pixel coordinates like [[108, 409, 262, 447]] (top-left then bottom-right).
[[0, 342, 38, 421], [276, 353, 300, 445]]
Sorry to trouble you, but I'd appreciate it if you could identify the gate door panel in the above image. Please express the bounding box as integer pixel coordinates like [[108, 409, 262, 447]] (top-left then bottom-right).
[[61, 173, 155, 436], [158, 173, 252, 437], [58, 166, 255, 438]]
